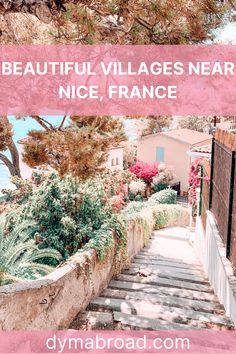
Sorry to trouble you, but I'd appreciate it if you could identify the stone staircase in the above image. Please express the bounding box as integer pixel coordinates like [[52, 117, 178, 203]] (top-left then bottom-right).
[[70, 227, 234, 330]]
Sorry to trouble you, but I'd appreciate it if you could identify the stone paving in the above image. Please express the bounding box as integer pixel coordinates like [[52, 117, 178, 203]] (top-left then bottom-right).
[[70, 227, 234, 330]]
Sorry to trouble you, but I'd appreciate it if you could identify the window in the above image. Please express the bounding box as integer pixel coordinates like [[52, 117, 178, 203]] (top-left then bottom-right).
[[156, 146, 165, 162], [111, 158, 115, 166], [116, 157, 119, 165]]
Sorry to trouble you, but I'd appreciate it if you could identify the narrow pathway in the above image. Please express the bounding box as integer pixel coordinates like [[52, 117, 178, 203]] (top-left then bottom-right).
[[70, 227, 234, 330]]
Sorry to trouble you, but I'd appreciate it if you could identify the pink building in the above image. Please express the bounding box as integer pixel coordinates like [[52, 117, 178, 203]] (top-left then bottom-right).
[[104, 146, 124, 171], [137, 129, 212, 192]]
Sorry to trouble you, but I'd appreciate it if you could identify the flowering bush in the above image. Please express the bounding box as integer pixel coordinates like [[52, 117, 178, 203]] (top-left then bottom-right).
[[100, 170, 135, 199], [110, 194, 125, 212], [130, 161, 158, 184], [129, 180, 146, 195], [188, 158, 202, 207], [152, 163, 176, 192]]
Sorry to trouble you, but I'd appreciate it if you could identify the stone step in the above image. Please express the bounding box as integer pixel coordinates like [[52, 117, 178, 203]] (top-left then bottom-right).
[[151, 232, 190, 242], [130, 261, 204, 277], [70, 311, 114, 330], [136, 253, 202, 266], [133, 257, 203, 270], [89, 297, 232, 328], [109, 280, 218, 302], [141, 246, 198, 258], [101, 288, 224, 314], [125, 266, 208, 284], [113, 311, 196, 330], [116, 274, 213, 293]]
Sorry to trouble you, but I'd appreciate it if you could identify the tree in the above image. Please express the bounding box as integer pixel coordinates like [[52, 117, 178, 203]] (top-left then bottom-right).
[[179, 116, 212, 132], [0, 117, 21, 177], [21, 116, 126, 180], [123, 142, 137, 169], [141, 116, 172, 136], [0, 1, 228, 44], [0, 116, 126, 181]]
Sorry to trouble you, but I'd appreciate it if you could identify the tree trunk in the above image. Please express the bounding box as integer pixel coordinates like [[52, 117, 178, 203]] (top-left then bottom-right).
[[0, 152, 21, 178], [9, 142, 21, 177], [146, 184, 151, 199], [0, 0, 67, 23]]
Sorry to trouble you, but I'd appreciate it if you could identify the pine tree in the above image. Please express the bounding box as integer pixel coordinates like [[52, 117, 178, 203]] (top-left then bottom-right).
[[21, 116, 126, 180], [0, 117, 21, 177], [0, 1, 229, 44]]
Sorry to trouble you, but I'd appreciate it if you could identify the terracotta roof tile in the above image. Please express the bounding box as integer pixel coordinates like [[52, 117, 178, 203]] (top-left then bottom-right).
[[191, 144, 212, 154]]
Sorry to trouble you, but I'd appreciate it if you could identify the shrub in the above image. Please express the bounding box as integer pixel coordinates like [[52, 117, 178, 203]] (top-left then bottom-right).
[[83, 227, 115, 261], [110, 195, 125, 212], [124, 189, 177, 218], [124, 205, 155, 245], [188, 158, 202, 206], [124, 203, 189, 245], [153, 204, 190, 229], [0, 215, 62, 285], [128, 191, 144, 202], [152, 183, 169, 193], [130, 161, 158, 184], [9, 173, 126, 261], [123, 201, 144, 216], [152, 163, 175, 187], [147, 189, 177, 206], [84, 214, 127, 261], [99, 170, 134, 199], [1, 177, 33, 204], [129, 180, 146, 195]]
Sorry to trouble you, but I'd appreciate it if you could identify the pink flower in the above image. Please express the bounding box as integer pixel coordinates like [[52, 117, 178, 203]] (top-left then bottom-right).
[[110, 194, 125, 211], [130, 160, 158, 184]]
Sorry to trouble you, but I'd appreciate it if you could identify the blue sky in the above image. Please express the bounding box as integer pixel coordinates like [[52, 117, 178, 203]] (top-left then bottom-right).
[[0, 117, 66, 192]]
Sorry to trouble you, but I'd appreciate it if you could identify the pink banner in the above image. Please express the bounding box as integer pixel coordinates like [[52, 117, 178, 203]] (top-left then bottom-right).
[[0, 330, 235, 353], [0, 45, 236, 115]]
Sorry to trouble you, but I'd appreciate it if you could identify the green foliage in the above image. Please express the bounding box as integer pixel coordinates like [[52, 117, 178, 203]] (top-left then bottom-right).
[[179, 116, 211, 132], [83, 227, 115, 261], [124, 189, 177, 219], [123, 201, 144, 216], [10, 173, 126, 261], [153, 183, 169, 193], [124, 203, 189, 244], [23, 116, 126, 180], [1, 177, 33, 204], [128, 192, 144, 202], [134, 194, 144, 202], [147, 189, 177, 206], [124, 188, 188, 245], [153, 205, 189, 230], [132, 208, 156, 245], [84, 213, 127, 261], [0, 214, 62, 285]]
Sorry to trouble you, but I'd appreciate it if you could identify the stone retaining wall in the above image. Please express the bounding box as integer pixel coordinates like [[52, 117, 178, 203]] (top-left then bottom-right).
[[0, 222, 145, 330], [0, 208, 190, 330]]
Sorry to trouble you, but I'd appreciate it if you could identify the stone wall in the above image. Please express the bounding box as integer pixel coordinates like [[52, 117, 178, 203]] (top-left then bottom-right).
[[0, 221, 145, 330]]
